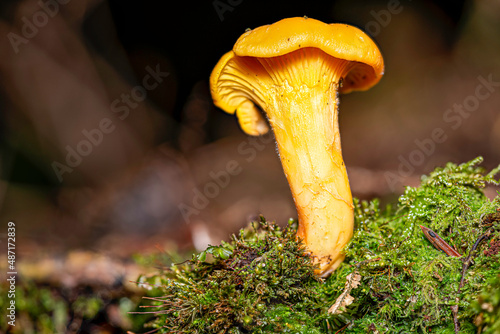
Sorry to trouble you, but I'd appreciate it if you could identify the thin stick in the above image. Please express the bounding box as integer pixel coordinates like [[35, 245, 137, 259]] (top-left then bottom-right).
[[451, 228, 493, 333], [334, 322, 350, 334], [459, 230, 492, 289]]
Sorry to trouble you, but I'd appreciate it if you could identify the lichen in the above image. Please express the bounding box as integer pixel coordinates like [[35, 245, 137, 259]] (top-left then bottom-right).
[[137, 157, 500, 333]]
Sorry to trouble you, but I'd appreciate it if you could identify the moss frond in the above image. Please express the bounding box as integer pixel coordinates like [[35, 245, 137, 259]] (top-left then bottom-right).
[[137, 158, 500, 333]]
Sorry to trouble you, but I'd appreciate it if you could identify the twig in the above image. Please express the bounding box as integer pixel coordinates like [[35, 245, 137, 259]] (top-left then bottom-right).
[[354, 257, 381, 269], [334, 322, 350, 334], [459, 229, 493, 289], [127, 328, 161, 334], [451, 228, 494, 333]]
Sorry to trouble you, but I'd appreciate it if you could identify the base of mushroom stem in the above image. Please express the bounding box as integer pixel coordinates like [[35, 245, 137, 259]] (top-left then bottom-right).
[[312, 253, 346, 278]]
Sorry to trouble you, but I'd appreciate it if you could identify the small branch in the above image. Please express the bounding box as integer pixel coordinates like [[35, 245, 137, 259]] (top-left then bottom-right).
[[334, 322, 350, 334], [127, 328, 160, 334], [459, 229, 493, 289], [451, 228, 494, 333]]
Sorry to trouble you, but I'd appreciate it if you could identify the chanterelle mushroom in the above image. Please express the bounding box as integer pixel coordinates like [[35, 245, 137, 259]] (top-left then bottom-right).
[[210, 17, 384, 276]]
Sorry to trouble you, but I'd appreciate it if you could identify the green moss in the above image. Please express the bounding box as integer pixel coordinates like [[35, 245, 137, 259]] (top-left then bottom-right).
[[138, 219, 336, 333], [0, 281, 68, 333], [334, 157, 500, 333], [471, 272, 500, 333], [137, 157, 500, 333], [0, 276, 146, 333]]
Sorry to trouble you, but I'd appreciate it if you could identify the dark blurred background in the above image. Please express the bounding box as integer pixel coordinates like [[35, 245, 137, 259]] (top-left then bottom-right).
[[1, 0, 499, 258]]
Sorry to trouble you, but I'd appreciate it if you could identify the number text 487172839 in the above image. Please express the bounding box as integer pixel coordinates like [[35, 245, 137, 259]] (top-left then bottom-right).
[[6, 221, 16, 327]]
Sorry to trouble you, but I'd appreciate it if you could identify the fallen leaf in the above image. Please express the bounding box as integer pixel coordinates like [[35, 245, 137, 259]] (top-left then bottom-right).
[[328, 272, 362, 314]]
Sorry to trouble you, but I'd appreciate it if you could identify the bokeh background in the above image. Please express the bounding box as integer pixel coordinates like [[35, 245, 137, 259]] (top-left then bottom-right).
[[1, 0, 499, 272]]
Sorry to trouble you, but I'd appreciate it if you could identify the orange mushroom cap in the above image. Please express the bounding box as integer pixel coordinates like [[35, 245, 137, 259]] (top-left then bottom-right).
[[210, 17, 384, 136], [233, 17, 384, 93]]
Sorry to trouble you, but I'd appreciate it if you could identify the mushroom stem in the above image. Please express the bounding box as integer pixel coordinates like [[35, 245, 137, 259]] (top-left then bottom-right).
[[266, 81, 353, 276], [210, 17, 385, 276]]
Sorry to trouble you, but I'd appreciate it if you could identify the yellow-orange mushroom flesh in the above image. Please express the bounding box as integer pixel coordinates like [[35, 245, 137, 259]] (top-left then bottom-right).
[[210, 17, 384, 276]]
